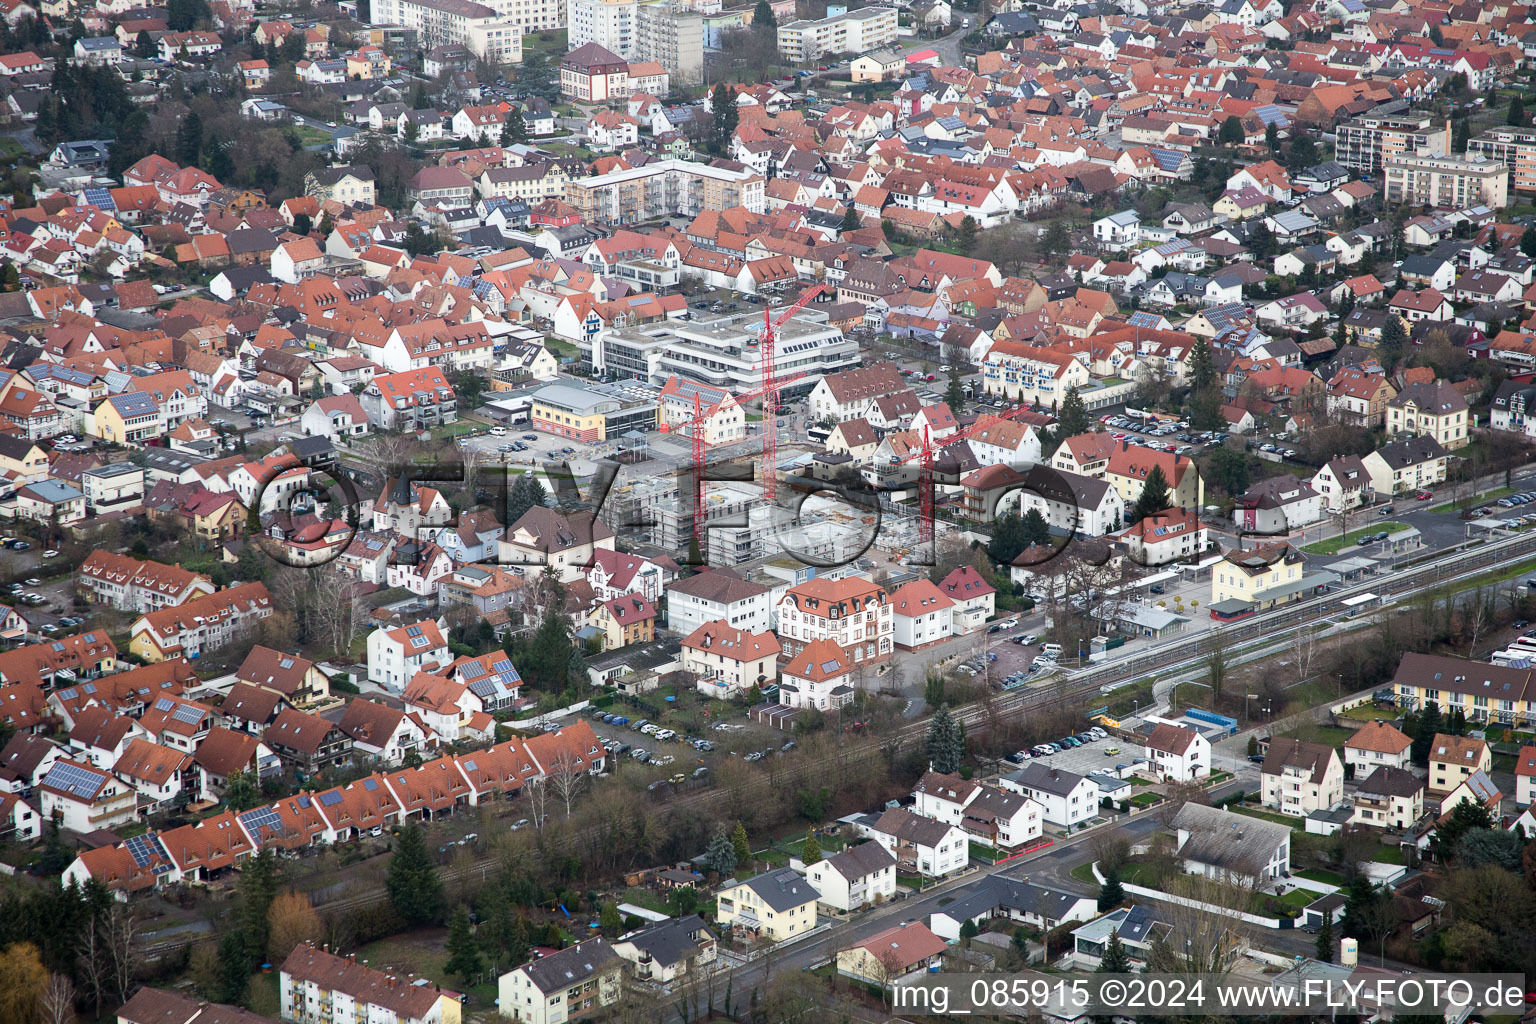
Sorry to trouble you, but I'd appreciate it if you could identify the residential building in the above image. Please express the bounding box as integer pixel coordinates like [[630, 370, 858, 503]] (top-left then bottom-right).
[[912, 770, 1042, 849], [1142, 722, 1211, 782], [1210, 544, 1332, 616], [1350, 766, 1423, 829], [1104, 444, 1203, 511], [1342, 720, 1412, 774], [1236, 477, 1324, 534], [565, 159, 766, 228], [128, 583, 274, 662], [236, 645, 330, 705], [38, 757, 137, 833], [1427, 733, 1492, 794], [715, 868, 818, 941], [498, 506, 616, 583], [368, 0, 524, 63], [1361, 436, 1449, 495], [777, 6, 897, 61], [665, 568, 772, 636], [1172, 803, 1290, 887], [999, 763, 1098, 828], [1382, 152, 1509, 210], [805, 840, 897, 912], [1336, 107, 1448, 174], [681, 621, 779, 699], [589, 594, 657, 650], [366, 620, 451, 690], [610, 916, 715, 984], [836, 921, 948, 987], [282, 942, 457, 1024], [776, 576, 891, 665], [1386, 380, 1469, 450], [937, 565, 995, 634], [1260, 737, 1344, 816], [778, 638, 856, 711], [77, 552, 215, 613], [862, 807, 968, 877]]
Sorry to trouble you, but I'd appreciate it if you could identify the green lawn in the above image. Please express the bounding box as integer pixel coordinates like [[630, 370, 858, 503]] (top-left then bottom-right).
[[1069, 861, 1098, 885], [969, 841, 1001, 863], [1129, 792, 1161, 808], [1283, 724, 1355, 748], [357, 930, 499, 1008], [621, 887, 672, 915], [1337, 703, 1396, 722], [520, 28, 568, 57], [0, 136, 23, 162], [1303, 523, 1407, 555], [1371, 844, 1406, 865], [897, 873, 923, 889], [1232, 804, 1306, 830]]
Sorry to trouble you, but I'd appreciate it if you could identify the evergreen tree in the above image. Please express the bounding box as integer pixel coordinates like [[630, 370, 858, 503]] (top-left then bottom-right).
[[444, 904, 483, 982], [801, 830, 822, 865], [1341, 874, 1386, 940], [1524, 225, 1536, 259], [224, 769, 260, 811], [135, 28, 155, 57], [945, 363, 966, 414], [235, 848, 280, 966], [1010, 926, 1030, 964], [731, 820, 751, 865], [1510, 95, 1526, 126], [1265, 121, 1279, 152], [1129, 464, 1172, 524], [988, 512, 1030, 566], [598, 901, 622, 936], [841, 205, 860, 232], [1248, 221, 1275, 261], [1315, 912, 1334, 963], [958, 919, 979, 945], [506, 473, 547, 523], [958, 215, 978, 253], [216, 930, 251, 1005], [703, 830, 738, 876], [926, 704, 965, 774], [1219, 115, 1244, 145], [1021, 507, 1050, 548], [1453, 118, 1469, 154], [1098, 871, 1125, 911], [386, 823, 444, 926], [1055, 385, 1089, 442], [711, 83, 738, 152], [1410, 700, 1442, 767], [1381, 313, 1408, 366], [1188, 336, 1216, 392], [1097, 932, 1132, 973], [753, 0, 777, 30], [1041, 218, 1070, 260], [176, 111, 203, 167], [1188, 388, 1225, 432], [502, 107, 528, 145]]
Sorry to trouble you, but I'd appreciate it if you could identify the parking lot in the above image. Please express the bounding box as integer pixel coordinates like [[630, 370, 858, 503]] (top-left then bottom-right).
[[1096, 412, 1229, 458], [579, 707, 800, 791], [1009, 729, 1132, 777]]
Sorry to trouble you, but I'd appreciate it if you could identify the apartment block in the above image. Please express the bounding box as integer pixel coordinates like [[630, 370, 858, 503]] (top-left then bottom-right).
[[1382, 152, 1509, 210], [565, 158, 765, 227], [566, 0, 702, 83], [777, 6, 897, 62], [1467, 125, 1536, 193], [1336, 106, 1448, 173], [368, 0, 524, 63]]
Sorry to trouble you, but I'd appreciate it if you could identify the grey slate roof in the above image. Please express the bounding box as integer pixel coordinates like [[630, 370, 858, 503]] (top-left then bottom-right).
[[519, 937, 620, 994], [615, 915, 713, 968], [739, 868, 818, 913], [1007, 762, 1088, 797], [1172, 802, 1289, 874]]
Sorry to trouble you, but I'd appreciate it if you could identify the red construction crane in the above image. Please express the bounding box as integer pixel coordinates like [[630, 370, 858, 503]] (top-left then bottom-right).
[[758, 283, 827, 506], [675, 372, 807, 550], [894, 400, 1048, 548]]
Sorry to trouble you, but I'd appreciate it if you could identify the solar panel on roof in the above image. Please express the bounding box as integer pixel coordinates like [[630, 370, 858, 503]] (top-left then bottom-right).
[[319, 791, 344, 806], [46, 762, 104, 799], [362, 778, 378, 791], [296, 795, 311, 808], [241, 806, 282, 840], [171, 704, 203, 725], [462, 759, 478, 771], [820, 660, 841, 673], [126, 832, 158, 867], [153, 697, 176, 712]]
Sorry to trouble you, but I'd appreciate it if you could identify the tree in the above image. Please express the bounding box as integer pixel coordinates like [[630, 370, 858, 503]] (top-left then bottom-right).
[[841, 205, 860, 232], [506, 472, 548, 524], [39, 972, 74, 1024], [1411, 700, 1442, 767], [502, 107, 528, 145], [945, 364, 966, 414], [1315, 911, 1334, 963], [1435, 799, 1495, 858], [0, 943, 47, 1024], [731, 821, 751, 866], [236, 848, 280, 966], [267, 890, 321, 962], [1098, 871, 1125, 911], [752, 0, 777, 29], [925, 704, 965, 774], [1521, 225, 1536, 259], [1219, 115, 1244, 145], [1206, 446, 1250, 496], [176, 110, 203, 166], [1381, 313, 1408, 366], [958, 919, 979, 946], [801, 830, 822, 865], [134, 28, 155, 57], [703, 830, 738, 877], [1055, 385, 1089, 443], [1188, 335, 1216, 392], [1021, 507, 1050, 548], [166, 0, 208, 30], [223, 768, 260, 811], [1097, 932, 1132, 973], [599, 901, 622, 937], [1265, 121, 1279, 152], [292, 212, 312, 236], [403, 118, 420, 143], [1510, 95, 1526, 126], [1041, 219, 1070, 261], [386, 823, 444, 926], [1286, 134, 1317, 171], [958, 215, 979, 253], [444, 904, 483, 982], [1129, 464, 1172, 524], [711, 83, 739, 152]]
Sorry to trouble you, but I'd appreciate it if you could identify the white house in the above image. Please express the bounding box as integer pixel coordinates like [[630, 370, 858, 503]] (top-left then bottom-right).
[[1093, 210, 1142, 250], [365, 619, 451, 691], [862, 807, 969, 877], [805, 840, 898, 912], [1172, 802, 1290, 887], [1516, 745, 1536, 807], [888, 579, 954, 651], [1141, 722, 1211, 782], [912, 770, 1043, 849], [937, 565, 995, 634], [665, 568, 772, 637], [1343, 720, 1413, 775], [999, 763, 1098, 829]]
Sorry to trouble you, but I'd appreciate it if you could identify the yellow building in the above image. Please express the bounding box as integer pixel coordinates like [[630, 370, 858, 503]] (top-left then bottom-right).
[[1104, 445, 1205, 511], [1385, 380, 1469, 450], [1391, 652, 1536, 729], [716, 868, 818, 941], [1427, 733, 1492, 793], [346, 45, 391, 79], [589, 594, 656, 650], [850, 49, 904, 82], [658, 377, 745, 446], [1210, 544, 1331, 616], [90, 391, 161, 444]]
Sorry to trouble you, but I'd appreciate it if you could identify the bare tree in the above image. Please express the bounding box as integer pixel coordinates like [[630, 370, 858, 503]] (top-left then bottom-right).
[[546, 751, 588, 816], [1143, 874, 1252, 974], [311, 566, 362, 659], [525, 777, 551, 830], [101, 903, 140, 1007], [39, 972, 73, 1024], [872, 944, 909, 1007], [1460, 586, 1497, 657], [1290, 622, 1319, 685], [74, 921, 106, 1018]]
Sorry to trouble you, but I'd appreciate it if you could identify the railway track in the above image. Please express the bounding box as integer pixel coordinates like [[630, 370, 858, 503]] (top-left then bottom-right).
[[139, 530, 1536, 961]]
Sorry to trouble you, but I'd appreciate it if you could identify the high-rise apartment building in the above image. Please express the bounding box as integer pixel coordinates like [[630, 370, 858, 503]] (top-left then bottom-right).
[[1466, 125, 1536, 194], [776, 5, 897, 62], [1382, 152, 1509, 210], [566, 0, 703, 84], [1335, 104, 1448, 174]]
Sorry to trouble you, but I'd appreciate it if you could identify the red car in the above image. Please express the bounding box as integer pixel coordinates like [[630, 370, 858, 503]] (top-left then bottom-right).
[[1416, 491, 1434, 500]]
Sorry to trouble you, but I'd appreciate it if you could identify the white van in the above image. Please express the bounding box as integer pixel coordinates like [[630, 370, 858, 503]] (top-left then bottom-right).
[[490, 426, 507, 436], [1040, 643, 1063, 657]]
